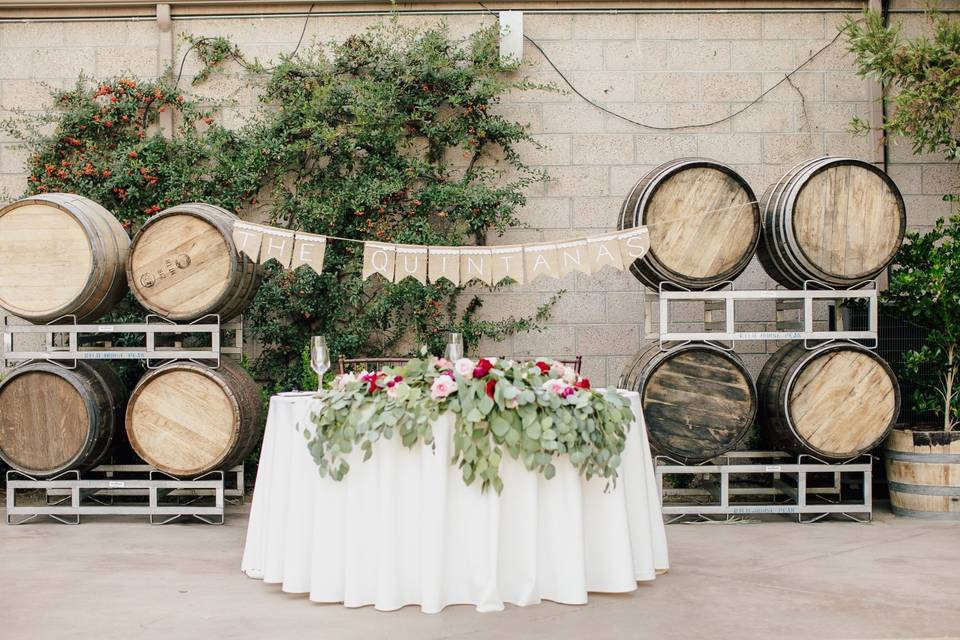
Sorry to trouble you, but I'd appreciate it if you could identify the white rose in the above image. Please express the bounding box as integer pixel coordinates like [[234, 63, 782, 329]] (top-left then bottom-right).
[[454, 357, 475, 379], [562, 367, 577, 384]]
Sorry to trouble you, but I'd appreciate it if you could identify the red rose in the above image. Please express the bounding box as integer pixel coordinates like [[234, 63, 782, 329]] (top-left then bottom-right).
[[575, 378, 591, 390], [473, 358, 494, 379], [535, 361, 550, 374], [485, 378, 497, 399]]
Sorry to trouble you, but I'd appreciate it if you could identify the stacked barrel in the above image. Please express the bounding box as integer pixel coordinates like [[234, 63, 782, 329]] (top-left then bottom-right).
[[618, 157, 904, 463], [0, 195, 263, 478]]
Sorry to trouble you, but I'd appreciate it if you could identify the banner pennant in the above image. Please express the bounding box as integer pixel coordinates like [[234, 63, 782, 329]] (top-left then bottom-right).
[[292, 232, 326, 274], [362, 242, 397, 282]]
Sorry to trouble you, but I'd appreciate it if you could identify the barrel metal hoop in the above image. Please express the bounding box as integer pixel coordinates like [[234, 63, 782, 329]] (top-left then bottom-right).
[[888, 481, 960, 496], [886, 451, 960, 464], [890, 506, 960, 520]]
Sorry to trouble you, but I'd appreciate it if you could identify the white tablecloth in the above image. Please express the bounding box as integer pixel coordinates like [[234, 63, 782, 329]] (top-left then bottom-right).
[[241, 389, 669, 613]]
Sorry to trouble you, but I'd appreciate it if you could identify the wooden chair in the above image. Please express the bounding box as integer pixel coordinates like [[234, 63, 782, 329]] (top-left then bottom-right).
[[337, 356, 410, 375]]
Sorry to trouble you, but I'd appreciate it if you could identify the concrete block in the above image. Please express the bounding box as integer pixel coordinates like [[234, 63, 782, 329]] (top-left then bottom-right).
[[602, 104, 669, 134], [520, 197, 572, 229], [533, 40, 603, 71], [572, 197, 625, 229], [607, 355, 636, 387], [732, 103, 795, 134], [698, 134, 763, 165], [888, 136, 950, 164], [824, 132, 875, 159], [544, 165, 608, 197], [605, 291, 645, 325], [636, 72, 700, 103], [0, 144, 30, 174], [570, 134, 635, 166], [763, 13, 825, 40], [762, 71, 825, 102], [32, 48, 96, 79], [635, 134, 699, 165], [576, 265, 644, 293], [581, 357, 608, 388], [0, 173, 27, 200], [668, 103, 732, 133], [887, 164, 922, 195], [489, 229, 543, 246], [63, 21, 128, 46], [572, 15, 636, 40], [567, 71, 635, 104], [517, 134, 571, 167], [797, 101, 867, 133], [762, 133, 824, 164], [490, 104, 542, 134], [636, 14, 700, 40], [702, 73, 763, 103], [823, 72, 870, 101], [96, 47, 159, 77], [921, 164, 960, 196], [548, 291, 606, 324], [541, 103, 605, 134], [731, 40, 795, 72], [604, 41, 668, 72], [666, 41, 731, 71], [524, 14, 573, 40], [0, 23, 64, 48], [472, 293, 546, 323], [0, 49, 33, 80], [1, 79, 59, 111], [576, 324, 639, 356], [610, 165, 655, 196], [127, 20, 158, 45], [702, 14, 762, 40], [796, 39, 855, 71], [513, 325, 576, 358], [903, 194, 953, 227]]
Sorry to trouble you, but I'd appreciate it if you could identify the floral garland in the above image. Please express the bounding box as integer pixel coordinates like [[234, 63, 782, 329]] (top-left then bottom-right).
[[305, 355, 634, 493]]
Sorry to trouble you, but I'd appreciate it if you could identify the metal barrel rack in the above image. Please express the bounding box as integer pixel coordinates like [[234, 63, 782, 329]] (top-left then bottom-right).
[[656, 451, 873, 524], [1, 315, 245, 525]]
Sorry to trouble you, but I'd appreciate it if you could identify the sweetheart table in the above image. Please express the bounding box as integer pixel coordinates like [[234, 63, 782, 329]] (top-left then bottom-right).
[[241, 389, 669, 613]]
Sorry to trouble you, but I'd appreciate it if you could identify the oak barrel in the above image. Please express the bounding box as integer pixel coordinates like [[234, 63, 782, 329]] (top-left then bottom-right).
[[757, 157, 906, 288], [620, 342, 757, 462], [0, 193, 129, 322], [618, 158, 761, 290], [0, 361, 126, 477], [126, 203, 260, 321], [125, 358, 263, 477], [758, 341, 900, 459], [886, 429, 960, 519]]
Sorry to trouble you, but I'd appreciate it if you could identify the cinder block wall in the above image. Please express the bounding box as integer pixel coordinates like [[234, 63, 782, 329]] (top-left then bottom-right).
[[0, 4, 953, 384]]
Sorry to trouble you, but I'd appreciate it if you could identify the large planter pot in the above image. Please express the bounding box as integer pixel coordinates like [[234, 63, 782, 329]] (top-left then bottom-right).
[[885, 428, 960, 519]]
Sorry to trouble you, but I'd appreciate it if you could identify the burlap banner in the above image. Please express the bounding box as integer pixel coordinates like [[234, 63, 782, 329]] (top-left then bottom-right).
[[229, 221, 650, 287]]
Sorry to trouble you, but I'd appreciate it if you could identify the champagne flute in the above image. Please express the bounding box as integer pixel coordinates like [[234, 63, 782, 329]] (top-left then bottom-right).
[[444, 332, 464, 362], [310, 336, 330, 392]]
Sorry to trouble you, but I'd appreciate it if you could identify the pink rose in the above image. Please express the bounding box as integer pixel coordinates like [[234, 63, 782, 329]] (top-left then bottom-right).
[[550, 362, 566, 378], [335, 373, 357, 390], [454, 358, 475, 379], [434, 357, 452, 370], [542, 379, 567, 395], [431, 374, 458, 399]]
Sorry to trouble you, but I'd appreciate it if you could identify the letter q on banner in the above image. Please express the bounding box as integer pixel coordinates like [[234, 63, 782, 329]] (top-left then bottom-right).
[[362, 242, 397, 282]]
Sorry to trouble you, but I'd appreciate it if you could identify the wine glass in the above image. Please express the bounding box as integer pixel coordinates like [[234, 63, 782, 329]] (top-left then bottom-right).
[[444, 332, 464, 362], [310, 336, 330, 392]]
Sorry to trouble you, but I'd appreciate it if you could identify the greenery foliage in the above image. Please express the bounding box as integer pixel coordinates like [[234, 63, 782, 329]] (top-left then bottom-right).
[[2, 20, 557, 392], [884, 217, 960, 431], [845, 8, 960, 430], [307, 356, 632, 493]]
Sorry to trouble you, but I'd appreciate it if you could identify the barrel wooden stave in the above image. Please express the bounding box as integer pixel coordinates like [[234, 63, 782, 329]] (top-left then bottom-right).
[[125, 357, 263, 477], [619, 158, 761, 290], [621, 342, 757, 462], [886, 429, 960, 519], [0, 193, 129, 322], [0, 361, 126, 477], [759, 341, 900, 459], [757, 157, 906, 288], [127, 203, 261, 322]]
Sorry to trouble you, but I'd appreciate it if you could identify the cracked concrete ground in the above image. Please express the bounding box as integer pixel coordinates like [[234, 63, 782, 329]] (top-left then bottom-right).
[[1, 503, 958, 640]]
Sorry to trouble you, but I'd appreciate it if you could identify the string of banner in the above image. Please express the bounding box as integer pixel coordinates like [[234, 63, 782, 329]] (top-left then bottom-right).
[[231, 200, 757, 286]]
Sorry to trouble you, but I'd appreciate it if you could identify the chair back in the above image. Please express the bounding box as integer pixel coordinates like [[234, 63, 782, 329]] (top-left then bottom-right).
[[337, 356, 409, 375]]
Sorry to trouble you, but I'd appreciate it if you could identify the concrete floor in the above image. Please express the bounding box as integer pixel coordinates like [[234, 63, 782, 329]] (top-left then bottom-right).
[[1, 504, 958, 640]]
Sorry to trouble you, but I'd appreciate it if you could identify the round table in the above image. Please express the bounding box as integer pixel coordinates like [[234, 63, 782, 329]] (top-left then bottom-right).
[[241, 389, 669, 613]]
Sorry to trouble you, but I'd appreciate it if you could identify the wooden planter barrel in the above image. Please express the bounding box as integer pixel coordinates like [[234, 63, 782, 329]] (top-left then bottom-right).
[[620, 342, 757, 462], [125, 358, 264, 477], [618, 158, 761, 290], [0, 193, 129, 322], [127, 203, 261, 322], [757, 157, 906, 288], [0, 361, 126, 477], [886, 429, 960, 519], [758, 341, 900, 459]]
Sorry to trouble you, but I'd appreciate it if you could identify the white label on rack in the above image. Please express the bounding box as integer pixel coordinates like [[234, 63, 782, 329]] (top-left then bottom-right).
[[765, 465, 782, 472], [759, 291, 777, 298], [97, 325, 115, 332], [108, 481, 125, 488]]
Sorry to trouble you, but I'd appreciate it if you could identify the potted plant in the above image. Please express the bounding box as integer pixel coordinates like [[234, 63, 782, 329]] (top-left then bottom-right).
[[846, 9, 960, 517]]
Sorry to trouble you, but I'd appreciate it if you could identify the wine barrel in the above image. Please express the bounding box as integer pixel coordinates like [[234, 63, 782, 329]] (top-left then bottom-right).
[[757, 157, 906, 288], [886, 429, 960, 519], [0, 361, 126, 477], [126, 203, 260, 321], [0, 193, 129, 322], [125, 358, 263, 477], [758, 341, 900, 459], [618, 158, 761, 290], [620, 342, 757, 462]]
